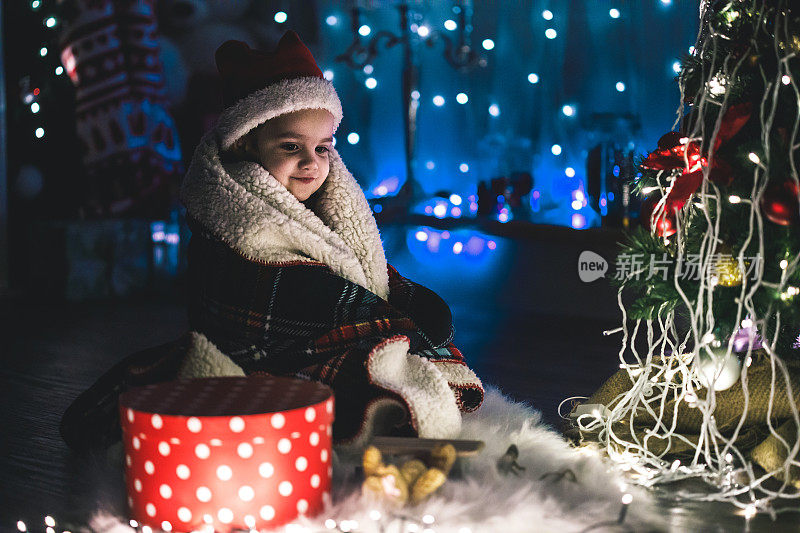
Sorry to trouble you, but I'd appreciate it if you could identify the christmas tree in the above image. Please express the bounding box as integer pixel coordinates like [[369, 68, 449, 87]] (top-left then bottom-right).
[[576, 0, 800, 514]]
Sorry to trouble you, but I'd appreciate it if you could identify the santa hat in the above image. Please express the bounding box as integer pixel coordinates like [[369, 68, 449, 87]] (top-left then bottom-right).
[[213, 31, 343, 150]]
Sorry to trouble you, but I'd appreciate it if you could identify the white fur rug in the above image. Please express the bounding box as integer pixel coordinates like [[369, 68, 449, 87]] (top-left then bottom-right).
[[92, 388, 657, 533]]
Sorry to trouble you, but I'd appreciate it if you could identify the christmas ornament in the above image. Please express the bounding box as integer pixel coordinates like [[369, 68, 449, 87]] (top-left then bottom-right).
[[640, 195, 677, 238], [695, 347, 742, 391], [713, 246, 744, 287], [761, 179, 800, 226], [641, 103, 751, 212], [120, 376, 334, 532]]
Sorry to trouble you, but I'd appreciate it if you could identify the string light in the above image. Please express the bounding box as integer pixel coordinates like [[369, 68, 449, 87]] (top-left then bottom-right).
[[562, 104, 575, 117], [551, 144, 562, 155], [347, 132, 360, 144], [273, 11, 287, 23], [425, 160, 435, 170], [609, 8, 621, 18], [359, 25, 371, 36], [39, 47, 47, 57], [444, 19, 457, 31], [728, 195, 741, 203], [323, 70, 334, 81], [411, 90, 421, 100], [748, 152, 760, 164], [16, 521, 26, 532], [528, 73, 539, 84], [672, 61, 682, 74], [30, 103, 40, 113], [365, 77, 377, 89], [363, 64, 373, 74], [55, 66, 63, 75], [780, 259, 789, 270], [35, 127, 45, 138], [326, 15, 338, 26], [417, 25, 430, 38], [545, 28, 557, 39], [450, 194, 462, 205], [456, 92, 468, 104], [782, 75, 791, 85], [30, 0, 40, 9], [44, 16, 56, 28], [565, 167, 576, 177], [459, 163, 469, 173], [488, 104, 500, 116], [433, 95, 445, 106], [482, 39, 495, 50], [616, 81, 626, 92], [542, 10, 554, 20]]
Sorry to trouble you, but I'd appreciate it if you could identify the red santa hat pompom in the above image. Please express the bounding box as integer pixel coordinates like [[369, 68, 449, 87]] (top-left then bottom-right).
[[214, 31, 343, 150]]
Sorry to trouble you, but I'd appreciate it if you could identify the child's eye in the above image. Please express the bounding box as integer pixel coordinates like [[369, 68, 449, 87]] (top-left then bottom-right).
[[315, 146, 330, 155], [280, 143, 299, 151]]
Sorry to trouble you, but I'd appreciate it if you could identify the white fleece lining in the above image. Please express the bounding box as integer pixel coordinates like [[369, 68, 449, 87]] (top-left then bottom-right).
[[216, 76, 343, 151], [181, 131, 390, 300], [366, 336, 462, 439], [178, 332, 245, 379]]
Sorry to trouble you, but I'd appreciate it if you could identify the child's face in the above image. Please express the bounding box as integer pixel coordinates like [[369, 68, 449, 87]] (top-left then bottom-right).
[[250, 109, 335, 202]]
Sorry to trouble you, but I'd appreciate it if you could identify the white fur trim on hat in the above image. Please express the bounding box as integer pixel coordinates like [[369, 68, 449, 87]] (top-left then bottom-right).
[[216, 76, 343, 150]]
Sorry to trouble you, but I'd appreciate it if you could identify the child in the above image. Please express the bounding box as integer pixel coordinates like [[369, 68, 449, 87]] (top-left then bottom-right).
[[62, 31, 483, 449]]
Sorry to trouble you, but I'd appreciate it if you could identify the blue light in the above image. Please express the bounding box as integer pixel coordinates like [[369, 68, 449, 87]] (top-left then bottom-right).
[[459, 163, 469, 173], [528, 73, 539, 84], [542, 10, 553, 20], [444, 19, 457, 31], [433, 203, 447, 218], [359, 25, 371, 36], [661, 0, 672, 5], [453, 242, 463, 254], [545, 28, 557, 39], [433, 95, 445, 106], [417, 26, 430, 38], [562, 105, 575, 117], [274, 11, 287, 23], [551, 144, 562, 155], [451, 207, 462, 217], [363, 64, 374, 74], [347, 132, 360, 144], [425, 161, 435, 170], [609, 8, 620, 19], [608, 192, 615, 201], [373, 204, 383, 213], [613, 165, 620, 177], [449, 194, 462, 205], [600, 197, 607, 207], [571, 213, 587, 229], [326, 15, 338, 25], [565, 167, 575, 177], [365, 77, 377, 89], [456, 92, 469, 104], [616, 81, 626, 92], [415, 230, 428, 242], [488, 104, 500, 117], [482, 39, 495, 50]]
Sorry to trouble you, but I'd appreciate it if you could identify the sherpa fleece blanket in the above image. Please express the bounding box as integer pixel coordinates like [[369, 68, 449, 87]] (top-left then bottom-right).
[[178, 131, 483, 446]]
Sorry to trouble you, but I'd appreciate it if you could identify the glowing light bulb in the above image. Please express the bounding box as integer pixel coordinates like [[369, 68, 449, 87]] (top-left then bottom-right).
[[347, 132, 360, 144], [728, 195, 741, 203], [528, 73, 539, 84], [55, 66, 63, 75], [780, 259, 789, 269], [616, 81, 626, 92], [621, 493, 633, 504], [562, 104, 575, 117], [545, 28, 557, 39], [274, 11, 287, 23], [425, 160, 435, 170], [453, 242, 463, 254], [744, 505, 757, 519], [45, 17, 56, 28], [30, 103, 40, 113], [363, 64, 374, 74], [359, 25, 371, 36], [482, 39, 495, 50], [488, 104, 500, 116], [456, 92, 468, 104], [748, 152, 760, 164], [31, 0, 40, 8], [411, 90, 420, 100], [450, 194, 462, 205], [40, 47, 47, 57], [417, 25, 430, 38], [542, 9, 553, 20], [565, 167, 575, 177], [551, 144, 562, 155], [459, 163, 469, 173], [323, 70, 334, 81], [672, 61, 682, 74], [782, 75, 791, 85], [365, 77, 377, 89], [17, 521, 26, 532], [326, 15, 338, 26], [433, 95, 445, 106], [415, 231, 428, 242], [35, 127, 45, 138], [444, 19, 457, 31], [609, 8, 620, 18]]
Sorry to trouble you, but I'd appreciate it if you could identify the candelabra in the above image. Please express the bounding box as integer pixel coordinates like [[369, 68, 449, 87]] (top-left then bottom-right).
[[336, 0, 485, 206]]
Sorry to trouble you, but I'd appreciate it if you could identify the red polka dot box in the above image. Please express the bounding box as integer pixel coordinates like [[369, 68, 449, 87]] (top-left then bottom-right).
[[119, 376, 334, 532]]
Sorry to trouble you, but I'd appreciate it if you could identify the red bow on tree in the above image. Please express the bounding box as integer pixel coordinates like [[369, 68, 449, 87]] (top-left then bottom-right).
[[642, 102, 752, 213]]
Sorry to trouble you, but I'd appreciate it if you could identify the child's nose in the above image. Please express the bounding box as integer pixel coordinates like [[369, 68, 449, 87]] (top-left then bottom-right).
[[299, 149, 319, 169]]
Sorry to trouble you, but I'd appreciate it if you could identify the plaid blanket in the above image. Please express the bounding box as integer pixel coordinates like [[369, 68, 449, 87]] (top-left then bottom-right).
[[184, 229, 484, 444]]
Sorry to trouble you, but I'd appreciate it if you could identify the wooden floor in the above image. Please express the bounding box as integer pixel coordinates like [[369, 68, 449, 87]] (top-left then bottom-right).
[[2, 224, 799, 532]]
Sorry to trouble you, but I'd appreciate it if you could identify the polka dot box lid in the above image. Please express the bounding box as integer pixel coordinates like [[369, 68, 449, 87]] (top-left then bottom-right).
[[119, 376, 334, 533]]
